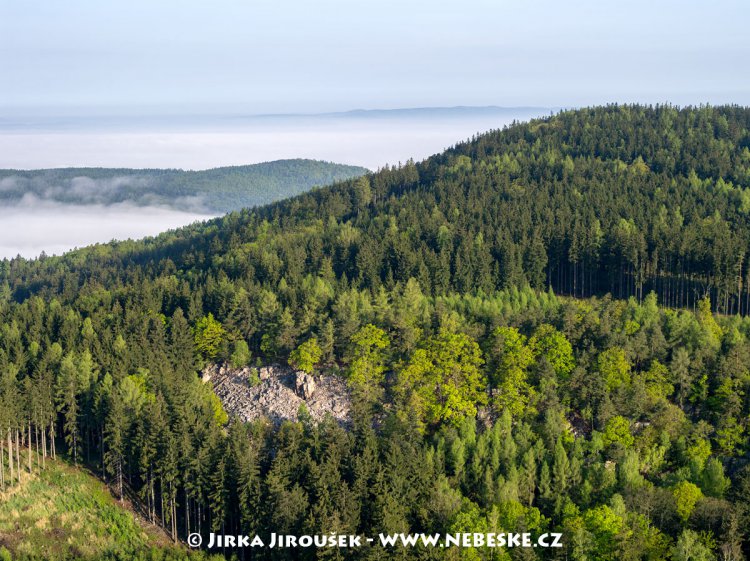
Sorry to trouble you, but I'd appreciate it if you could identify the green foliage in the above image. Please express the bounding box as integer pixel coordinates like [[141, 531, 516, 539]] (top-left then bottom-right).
[[701, 458, 730, 498], [642, 359, 673, 401], [193, 313, 226, 361], [288, 337, 323, 374], [208, 390, 229, 426], [399, 330, 486, 428], [529, 323, 575, 379], [672, 529, 716, 561], [673, 480, 703, 522], [491, 326, 536, 417], [685, 437, 712, 475], [696, 297, 723, 353], [597, 347, 631, 391], [602, 415, 634, 448], [229, 339, 251, 369], [583, 504, 627, 560], [346, 324, 390, 404]]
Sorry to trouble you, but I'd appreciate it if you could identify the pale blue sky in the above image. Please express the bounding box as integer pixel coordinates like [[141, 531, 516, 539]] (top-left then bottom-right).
[[1, 0, 748, 114]]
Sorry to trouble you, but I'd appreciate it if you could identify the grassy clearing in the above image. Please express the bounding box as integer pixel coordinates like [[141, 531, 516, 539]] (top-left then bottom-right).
[[0, 456, 214, 561]]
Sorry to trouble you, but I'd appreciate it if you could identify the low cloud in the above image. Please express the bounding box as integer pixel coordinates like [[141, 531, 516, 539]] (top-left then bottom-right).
[[0, 109, 550, 170], [0, 201, 216, 259], [0, 108, 550, 259], [67, 175, 152, 202], [0, 173, 216, 258], [0, 174, 212, 213], [0, 176, 20, 192]]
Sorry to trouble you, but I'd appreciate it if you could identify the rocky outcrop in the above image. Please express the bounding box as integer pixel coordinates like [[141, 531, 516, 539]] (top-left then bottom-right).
[[294, 372, 316, 400], [203, 363, 350, 425]]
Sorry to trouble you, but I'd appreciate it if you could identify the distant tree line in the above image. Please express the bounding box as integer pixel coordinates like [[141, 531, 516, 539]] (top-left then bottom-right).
[[5, 106, 750, 313], [0, 159, 367, 213]]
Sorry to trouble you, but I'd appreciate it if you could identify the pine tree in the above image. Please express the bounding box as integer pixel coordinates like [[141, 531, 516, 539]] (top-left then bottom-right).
[[56, 353, 80, 464]]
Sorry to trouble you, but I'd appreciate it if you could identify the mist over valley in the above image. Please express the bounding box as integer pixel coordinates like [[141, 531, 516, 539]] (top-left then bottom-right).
[[0, 107, 550, 259], [0, 201, 215, 259]]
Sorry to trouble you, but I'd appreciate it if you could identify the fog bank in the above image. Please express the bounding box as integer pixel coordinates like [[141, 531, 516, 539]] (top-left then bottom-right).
[[0, 108, 552, 170], [0, 107, 551, 259], [0, 202, 215, 259]]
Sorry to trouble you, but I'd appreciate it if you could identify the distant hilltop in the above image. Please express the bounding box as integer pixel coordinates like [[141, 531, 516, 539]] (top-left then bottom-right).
[[0, 159, 368, 214], [0, 105, 558, 131], [326, 106, 559, 118]]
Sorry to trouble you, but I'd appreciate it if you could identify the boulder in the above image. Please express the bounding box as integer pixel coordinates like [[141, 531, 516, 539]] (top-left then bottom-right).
[[295, 371, 316, 400], [207, 362, 350, 426]]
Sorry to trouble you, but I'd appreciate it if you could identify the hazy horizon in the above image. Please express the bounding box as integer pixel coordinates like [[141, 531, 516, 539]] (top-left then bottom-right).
[[0, 106, 552, 259], [0, 106, 551, 171], [2, 0, 748, 260]]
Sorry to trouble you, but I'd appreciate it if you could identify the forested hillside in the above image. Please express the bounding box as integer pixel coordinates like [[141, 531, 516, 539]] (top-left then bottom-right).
[[0, 159, 368, 213], [1, 105, 750, 560], [0, 456, 223, 561]]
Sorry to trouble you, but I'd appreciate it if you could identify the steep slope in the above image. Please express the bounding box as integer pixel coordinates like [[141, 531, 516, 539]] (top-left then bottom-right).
[[1, 105, 750, 560], [5, 105, 750, 313], [0, 457, 220, 561]]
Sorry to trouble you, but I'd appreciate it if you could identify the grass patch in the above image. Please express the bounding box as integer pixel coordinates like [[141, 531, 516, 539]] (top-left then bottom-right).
[[0, 457, 215, 561]]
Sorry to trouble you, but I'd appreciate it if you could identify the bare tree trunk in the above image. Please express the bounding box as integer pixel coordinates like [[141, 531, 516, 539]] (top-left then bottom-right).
[[150, 476, 156, 523], [737, 263, 743, 316], [172, 494, 177, 541], [28, 422, 32, 473], [160, 478, 165, 527], [8, 429, 14, 483], [101, 428, 105, 479], [16, 429, 21, 481], [185, 489, 190, 537], [118, 463, 123, 503], [35, 425, 40, 468]]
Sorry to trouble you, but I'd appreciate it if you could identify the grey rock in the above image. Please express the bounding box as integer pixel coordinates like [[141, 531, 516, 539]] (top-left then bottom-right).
[[203, 363, 351, 426], [295, 371, 317, 400]]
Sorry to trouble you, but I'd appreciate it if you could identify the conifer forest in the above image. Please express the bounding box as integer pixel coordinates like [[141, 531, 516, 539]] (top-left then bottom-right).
[[2, 105, 750, 560]]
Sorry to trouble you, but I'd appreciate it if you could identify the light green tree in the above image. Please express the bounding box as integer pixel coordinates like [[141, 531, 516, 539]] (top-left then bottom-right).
[[194, 313, 226, 361], [696, 297, 722, 354], [672, 529, 715, 561], [230, 340, 252, 369], [584, 504, 628, 560], [346, 324, 390, 405], [602, 416, 634, 448], [701, 458, 730, 498], [56, 354, 80, 464], [529, 324, 575, 379], [673, 480, 702, 522], [491, 326, 536, 417], [289, 337, 323, 374], [398, 330, 486, 428], [597, 347, 631, 391], [642, 359, 673, 401]]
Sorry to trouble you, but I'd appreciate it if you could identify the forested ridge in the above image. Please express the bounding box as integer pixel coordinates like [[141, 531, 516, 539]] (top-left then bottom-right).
[[6, 105, 750, 312], [1, 105, 750, 560], [0, 159, 368, 213]]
